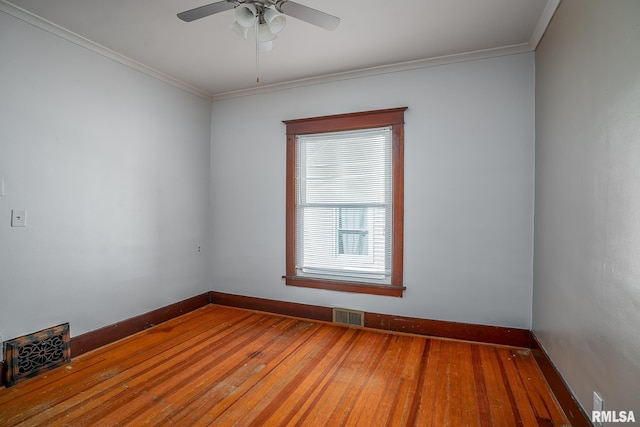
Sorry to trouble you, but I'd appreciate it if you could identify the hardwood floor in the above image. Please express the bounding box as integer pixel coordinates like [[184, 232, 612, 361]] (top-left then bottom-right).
[[0, 305, 569, 426]]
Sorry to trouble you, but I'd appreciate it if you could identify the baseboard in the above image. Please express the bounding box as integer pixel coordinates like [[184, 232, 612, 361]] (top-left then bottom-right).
[[210, 291, 333, 322], [365, 312, 531, 348], [210, 291, 531, 348], [70, 292, 211, 358], [530, 332, 592, 427]]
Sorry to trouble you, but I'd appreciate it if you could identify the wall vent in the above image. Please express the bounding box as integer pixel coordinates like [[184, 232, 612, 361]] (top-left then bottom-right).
[[4, 323, 70, 387], [333, 308, 365, 327]]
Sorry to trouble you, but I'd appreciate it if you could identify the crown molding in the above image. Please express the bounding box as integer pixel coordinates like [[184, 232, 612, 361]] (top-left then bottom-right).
[[0, 0, 213, 100], [530, 0, 561, 49], [212, 43, 533, 101]]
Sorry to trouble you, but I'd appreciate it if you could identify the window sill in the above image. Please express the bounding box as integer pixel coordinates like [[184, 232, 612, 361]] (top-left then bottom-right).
[[283, 276, 405, 297]]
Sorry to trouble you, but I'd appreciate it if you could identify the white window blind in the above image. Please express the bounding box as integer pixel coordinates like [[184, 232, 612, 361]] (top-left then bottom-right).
[[295, 126, 393, 283]]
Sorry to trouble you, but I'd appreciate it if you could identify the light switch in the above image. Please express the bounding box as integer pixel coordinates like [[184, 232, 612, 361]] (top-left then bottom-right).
[[0, 180, 4, 196], [11, 209, 27, 227]]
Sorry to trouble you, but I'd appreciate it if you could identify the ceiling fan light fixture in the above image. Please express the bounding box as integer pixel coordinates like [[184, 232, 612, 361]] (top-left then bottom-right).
[[263, 8, 286, 34], [235, 3, 257, 28], [258, 40, 274, 52], [229, 21, 249, 39], [258, 22, 277, 42]]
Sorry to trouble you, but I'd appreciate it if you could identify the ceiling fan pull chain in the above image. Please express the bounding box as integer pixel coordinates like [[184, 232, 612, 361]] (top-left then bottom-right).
[[255, 17, 260, 83]]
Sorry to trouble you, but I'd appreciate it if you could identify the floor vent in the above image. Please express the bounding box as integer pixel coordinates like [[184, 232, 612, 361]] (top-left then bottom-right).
[[4, 323, 70, 387], [333, 308, 365, 327]]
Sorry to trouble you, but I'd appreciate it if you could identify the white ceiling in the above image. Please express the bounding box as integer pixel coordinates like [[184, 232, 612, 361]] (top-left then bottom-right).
[[4, 0, 557, 99]]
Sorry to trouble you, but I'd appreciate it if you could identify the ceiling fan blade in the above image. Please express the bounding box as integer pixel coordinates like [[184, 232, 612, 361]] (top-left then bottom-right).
[[177, 1, 235, 22], [277, 1, 340, 31]]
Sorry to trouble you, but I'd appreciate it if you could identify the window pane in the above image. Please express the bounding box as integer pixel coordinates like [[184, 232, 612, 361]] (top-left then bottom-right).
[[338, 207, 368, 255], [298, 128, 390, 204]]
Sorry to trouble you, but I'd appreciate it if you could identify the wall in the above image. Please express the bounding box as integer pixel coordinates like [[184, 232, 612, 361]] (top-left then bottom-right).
[[534, 0, 640, 416], [210, 52, 535, 329], [0, 10, 212, 342]]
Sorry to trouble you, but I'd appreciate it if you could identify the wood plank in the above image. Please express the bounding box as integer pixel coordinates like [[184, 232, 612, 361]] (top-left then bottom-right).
[[445, 341, 464, 426], [0, 305, 569, 426], [347, 334, 415, 425], [368, 335, 422, 425], [480, 345, 519, 425], [513, 346, 570, 426], [497, 347, 543, 426], [404, 337, 433, 425], [458, 342, 482, 426]]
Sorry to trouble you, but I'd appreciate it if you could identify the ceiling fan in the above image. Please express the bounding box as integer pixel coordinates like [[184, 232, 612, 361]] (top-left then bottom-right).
[[178, 1, 340, 83], [178, 0, 340, 30]]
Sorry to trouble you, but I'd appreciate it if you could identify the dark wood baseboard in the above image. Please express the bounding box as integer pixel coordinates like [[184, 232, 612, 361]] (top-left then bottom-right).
[[530, 332, 592, 427], [210, 292, 333, 322], [365, 312, 531, 348], [70, 292, 211, 358], [210, 291, 530, 348]]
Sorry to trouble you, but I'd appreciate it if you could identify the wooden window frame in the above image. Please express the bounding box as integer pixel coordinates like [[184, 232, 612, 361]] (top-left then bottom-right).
[[283, 107, 407, 297]]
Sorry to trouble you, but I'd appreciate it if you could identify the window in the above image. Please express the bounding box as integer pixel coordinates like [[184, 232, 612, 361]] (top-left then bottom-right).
[[295, 127, 390, 281], [284, 108, 407, 297]]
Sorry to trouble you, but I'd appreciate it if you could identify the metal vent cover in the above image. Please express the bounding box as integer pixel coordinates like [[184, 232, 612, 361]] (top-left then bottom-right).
[[333, 308, 364, 327], [4, 323, 71, 387]]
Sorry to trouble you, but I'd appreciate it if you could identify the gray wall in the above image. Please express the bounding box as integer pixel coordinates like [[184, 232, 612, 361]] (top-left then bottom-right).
[[210, 52, 535, 329], [534, 0, 640, 416], [0, 10, 212, 342]]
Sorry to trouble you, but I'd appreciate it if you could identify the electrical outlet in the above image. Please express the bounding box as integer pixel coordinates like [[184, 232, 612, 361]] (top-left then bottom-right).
[[593, 391, 604, 426], [196, 245, 202, 254], [11, 209, 27, 227]]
